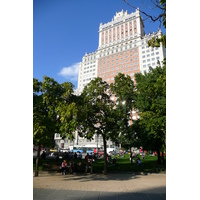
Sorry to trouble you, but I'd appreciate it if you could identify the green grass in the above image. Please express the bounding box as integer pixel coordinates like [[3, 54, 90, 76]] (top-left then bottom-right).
[[33, 154, 166, 174]]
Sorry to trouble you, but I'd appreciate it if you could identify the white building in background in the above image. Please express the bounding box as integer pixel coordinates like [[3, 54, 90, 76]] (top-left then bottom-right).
[[55, 9, 166, 150], [77, 51, 98, 93]]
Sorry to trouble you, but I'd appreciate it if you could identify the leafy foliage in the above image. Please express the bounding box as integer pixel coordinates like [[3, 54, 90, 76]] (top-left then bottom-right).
[[110, 73, 138, 155], [77, 77, 117, 174], [135, 61, 166, 157], [33, 76, 78, 176]]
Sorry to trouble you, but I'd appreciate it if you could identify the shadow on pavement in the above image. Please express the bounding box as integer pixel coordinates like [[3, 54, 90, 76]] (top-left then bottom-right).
[[61, 173, 141, 182], [33, 186, 166, 200]]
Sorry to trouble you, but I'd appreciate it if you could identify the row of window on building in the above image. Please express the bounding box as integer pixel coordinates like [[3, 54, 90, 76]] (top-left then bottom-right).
[[143, 56, 160, 63]]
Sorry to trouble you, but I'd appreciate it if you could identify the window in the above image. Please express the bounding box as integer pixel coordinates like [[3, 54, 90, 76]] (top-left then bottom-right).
[[142, 55, 145, 58], [143, 64, 146, 68], [147, 59, 150, 62], [147, 54, 150, 57], [142, 51, 145, 54], [143, 60, 146, 63], [152, 58, 155, 61]]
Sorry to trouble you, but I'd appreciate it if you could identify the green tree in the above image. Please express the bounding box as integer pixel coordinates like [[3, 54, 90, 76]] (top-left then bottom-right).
[[33, 77, 63, 176], [110, 73, 137, 163], [56, 82, 78, 141], [77, 77, 116, 175], [135, 62, 166, 164], [33, 77, 77, 176]]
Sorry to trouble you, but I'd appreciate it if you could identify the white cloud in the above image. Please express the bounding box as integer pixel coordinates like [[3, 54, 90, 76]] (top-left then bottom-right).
[[58, 62, 79, 81]]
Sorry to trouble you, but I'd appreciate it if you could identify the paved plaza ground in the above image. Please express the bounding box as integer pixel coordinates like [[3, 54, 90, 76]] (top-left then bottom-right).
[[33, 171, 166, 200]]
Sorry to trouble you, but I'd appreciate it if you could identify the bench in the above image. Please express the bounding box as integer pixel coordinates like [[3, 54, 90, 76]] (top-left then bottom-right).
[[42, 163, 60, 172], [42, 162, 88, 173]]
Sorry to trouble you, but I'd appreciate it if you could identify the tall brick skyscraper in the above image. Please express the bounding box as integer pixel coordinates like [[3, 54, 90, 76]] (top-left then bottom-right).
[[77, 9, 165, 94]]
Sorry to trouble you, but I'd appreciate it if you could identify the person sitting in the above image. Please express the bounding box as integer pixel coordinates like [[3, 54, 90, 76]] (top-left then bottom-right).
[[61, 160, 68, 175], [137, 157, 141, 166], [112, 157, 116, 166]]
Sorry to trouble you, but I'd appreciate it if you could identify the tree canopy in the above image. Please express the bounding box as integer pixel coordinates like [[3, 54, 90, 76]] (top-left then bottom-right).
[[135, 62, 166, 163], [110, 73, 138, 162], [33, 76, 78, 176], [77, 77, 117, 174]]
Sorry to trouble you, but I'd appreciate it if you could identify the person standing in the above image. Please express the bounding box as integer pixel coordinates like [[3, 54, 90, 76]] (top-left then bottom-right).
[[85, 153, 92, 174]]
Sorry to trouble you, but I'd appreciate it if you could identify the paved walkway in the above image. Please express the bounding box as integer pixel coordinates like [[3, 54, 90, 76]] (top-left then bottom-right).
[[33, 172, 166, 200]]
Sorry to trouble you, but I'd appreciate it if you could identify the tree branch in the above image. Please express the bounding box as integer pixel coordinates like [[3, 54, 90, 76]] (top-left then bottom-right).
[[151, 0, 165, 10], [123, 0, 165, 23]]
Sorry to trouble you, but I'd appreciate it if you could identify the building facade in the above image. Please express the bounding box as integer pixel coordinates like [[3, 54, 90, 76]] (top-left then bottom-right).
[[55, 9, 166, 150]]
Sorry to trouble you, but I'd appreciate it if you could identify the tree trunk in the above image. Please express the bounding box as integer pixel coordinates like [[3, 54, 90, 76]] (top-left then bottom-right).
[[130, 146, 133, 164], [103, 135, 107, 175], [157, 150, 161, 164], [161, 151, 164, 165], [35, 144, 41, 177]]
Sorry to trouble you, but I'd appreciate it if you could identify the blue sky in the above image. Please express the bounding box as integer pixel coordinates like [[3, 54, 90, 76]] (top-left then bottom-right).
[[33, 0, 166, 89]]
